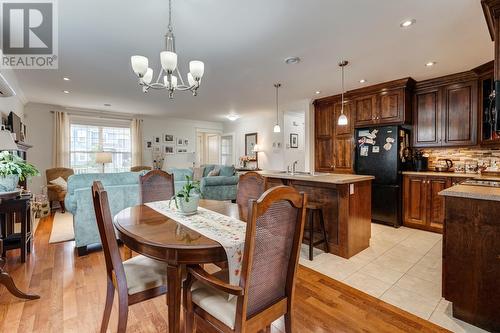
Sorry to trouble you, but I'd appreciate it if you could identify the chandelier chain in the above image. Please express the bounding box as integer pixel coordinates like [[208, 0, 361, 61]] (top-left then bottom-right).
[[168, 0, 173, 31]]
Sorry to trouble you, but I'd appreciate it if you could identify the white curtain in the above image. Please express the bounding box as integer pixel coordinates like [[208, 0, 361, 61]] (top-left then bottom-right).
[[131, 118, 143, 166], [52, 111, 70, 167]]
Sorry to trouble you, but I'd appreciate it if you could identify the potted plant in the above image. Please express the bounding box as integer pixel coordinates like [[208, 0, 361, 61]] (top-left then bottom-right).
[[170, 175, 201, 215], [0, 151, 40, 192]]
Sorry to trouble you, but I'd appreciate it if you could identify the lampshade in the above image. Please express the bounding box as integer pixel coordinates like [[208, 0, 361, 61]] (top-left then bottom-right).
[[143, 68, 153, 84], [252, 144, 261, 152], [131, 55, 148, 77], [160, 51, 178, 72], [273, 124, 281, 133], [0, 127, 17, 150], [187, 73, 196, 87], [95, 152, 112, 164], [164, 75, 178, 89], [338, 114, 348, 126], [189, 61, 204, 79]]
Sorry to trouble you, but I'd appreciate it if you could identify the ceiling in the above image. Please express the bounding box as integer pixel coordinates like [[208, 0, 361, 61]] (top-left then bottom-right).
[[10, 0, 494, 122]]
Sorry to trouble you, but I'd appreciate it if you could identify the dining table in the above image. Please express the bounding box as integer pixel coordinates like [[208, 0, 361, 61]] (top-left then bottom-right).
[[113, 199, 240, 333]]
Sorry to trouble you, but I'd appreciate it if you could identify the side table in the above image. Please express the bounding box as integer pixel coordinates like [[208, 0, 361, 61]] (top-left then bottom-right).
[[0, 196, 32, 263]]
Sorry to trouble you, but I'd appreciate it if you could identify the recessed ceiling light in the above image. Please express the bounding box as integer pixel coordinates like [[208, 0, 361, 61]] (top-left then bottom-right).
[[63, 90, 70, 94], [359, 79, 367, 83], [226, 114, 240, 121], [104, 103, 112, 107], [284, 57, 301, 65], [400, 19, 416, 28], [425, 61, 436, 67], [63, 77, 70, 81], [315, 91, 321, 95]]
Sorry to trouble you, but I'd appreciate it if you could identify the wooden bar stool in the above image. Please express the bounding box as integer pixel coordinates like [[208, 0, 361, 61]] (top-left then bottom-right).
[[304, 202, 329, 260]]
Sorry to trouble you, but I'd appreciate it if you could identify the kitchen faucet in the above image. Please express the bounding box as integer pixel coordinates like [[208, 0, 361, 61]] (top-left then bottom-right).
[[292, 160, 298, 175]]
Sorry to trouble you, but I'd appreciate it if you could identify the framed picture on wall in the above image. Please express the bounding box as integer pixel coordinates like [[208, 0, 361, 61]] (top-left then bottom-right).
[[164, 145, 175, 155], [290, 133, 298, 148], [145, 140, 153, 149], [154, 136, 161, 144], [153, 145, 161, 153], [177, 138, 185, 146], [176, 148, 188, 153], [163, 134, 175, 144], [183, 139, 189, 146]]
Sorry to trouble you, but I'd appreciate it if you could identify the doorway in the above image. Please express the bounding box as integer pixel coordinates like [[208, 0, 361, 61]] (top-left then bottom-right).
[[196, 130, 221, 165]]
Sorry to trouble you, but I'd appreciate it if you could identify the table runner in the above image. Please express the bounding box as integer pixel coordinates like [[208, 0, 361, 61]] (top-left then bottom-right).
[[145, 201, 246, 291]]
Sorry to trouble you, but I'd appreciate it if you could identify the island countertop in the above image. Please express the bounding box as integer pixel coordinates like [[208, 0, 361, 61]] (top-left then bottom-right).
[[257, 170, 374, 184], [439, 184, 500, 202]]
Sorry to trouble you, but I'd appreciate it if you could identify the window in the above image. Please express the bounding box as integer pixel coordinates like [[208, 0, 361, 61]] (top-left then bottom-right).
[[70, 120, 131, 174]]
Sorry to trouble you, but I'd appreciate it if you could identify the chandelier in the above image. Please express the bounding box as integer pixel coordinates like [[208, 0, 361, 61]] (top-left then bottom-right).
[[130, 0, 205, 99]]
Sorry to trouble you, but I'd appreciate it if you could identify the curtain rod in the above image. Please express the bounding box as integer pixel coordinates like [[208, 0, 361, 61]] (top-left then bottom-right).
[[49, 110, 142, 121]]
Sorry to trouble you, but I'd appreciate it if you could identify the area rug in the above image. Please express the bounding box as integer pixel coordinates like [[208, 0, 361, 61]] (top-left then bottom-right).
[[49, 212, 75, 243]]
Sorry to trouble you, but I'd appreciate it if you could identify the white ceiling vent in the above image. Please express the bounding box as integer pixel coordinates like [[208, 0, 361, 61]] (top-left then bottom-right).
[[0, 73, 16, 97]]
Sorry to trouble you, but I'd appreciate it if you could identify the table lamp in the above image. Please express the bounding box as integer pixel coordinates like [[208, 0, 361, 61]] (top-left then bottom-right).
[[95, 152, 112, 173], [252, 144, 261, 170], [0, 125, 18, 151]]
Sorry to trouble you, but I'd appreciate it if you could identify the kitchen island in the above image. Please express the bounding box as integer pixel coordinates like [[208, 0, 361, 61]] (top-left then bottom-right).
[[439, 183, 500, 332], [258, 171, 374, 258]]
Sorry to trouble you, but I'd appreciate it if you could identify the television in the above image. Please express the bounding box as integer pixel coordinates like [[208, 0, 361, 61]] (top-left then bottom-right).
[[7, 111, 22, 142]]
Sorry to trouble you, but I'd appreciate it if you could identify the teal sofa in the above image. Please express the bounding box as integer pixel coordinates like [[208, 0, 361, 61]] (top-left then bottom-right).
[[65, 172, 144, 256], [169, 164, 239, 201]]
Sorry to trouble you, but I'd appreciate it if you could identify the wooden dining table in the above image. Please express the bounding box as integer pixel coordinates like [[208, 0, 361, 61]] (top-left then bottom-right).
[[113, 199, 240, 333]]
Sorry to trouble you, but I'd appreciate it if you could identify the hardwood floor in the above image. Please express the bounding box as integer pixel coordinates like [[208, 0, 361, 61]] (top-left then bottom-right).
[[0, 214, 449, 333]]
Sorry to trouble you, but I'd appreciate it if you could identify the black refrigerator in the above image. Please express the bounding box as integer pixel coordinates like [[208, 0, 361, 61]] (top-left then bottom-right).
[[354, 125, 410, 227]]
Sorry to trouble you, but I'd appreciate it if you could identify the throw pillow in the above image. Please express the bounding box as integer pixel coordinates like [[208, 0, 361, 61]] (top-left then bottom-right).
[[50, 176, 67, 190], [207, 168, 220, 177], [192, 167, 205, 181]]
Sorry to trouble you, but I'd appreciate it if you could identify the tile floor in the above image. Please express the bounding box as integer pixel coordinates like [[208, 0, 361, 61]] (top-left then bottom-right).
[[299, 223, 490, 333]]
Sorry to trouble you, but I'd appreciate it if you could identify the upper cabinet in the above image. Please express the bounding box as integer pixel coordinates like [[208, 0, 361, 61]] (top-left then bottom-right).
[[413, 72, 478, 147], [473, 61, 500, 146], [314, 96, 354, 173], [351, 78, 415, 128]]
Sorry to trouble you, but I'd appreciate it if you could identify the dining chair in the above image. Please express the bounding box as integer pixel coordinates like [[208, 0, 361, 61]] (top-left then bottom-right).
[[236, 171, 267, 222], [92, 181, 168, 333], [139, 169, 175, 203], [184, 185, 307, 333]]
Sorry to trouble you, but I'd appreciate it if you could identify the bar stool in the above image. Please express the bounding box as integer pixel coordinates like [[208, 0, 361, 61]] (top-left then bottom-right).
[[303, 201, 329, 260]]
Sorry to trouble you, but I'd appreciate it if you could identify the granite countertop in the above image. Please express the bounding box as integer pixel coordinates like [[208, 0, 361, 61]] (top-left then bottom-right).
[[402, 171, 500, 180], [439, 184, 500, 202], [257, 170, 374, 184], [402, 171, 475, 178]]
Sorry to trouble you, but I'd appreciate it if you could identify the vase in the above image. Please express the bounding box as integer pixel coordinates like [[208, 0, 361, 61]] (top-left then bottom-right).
[[176, 194, 200, 215], [0, 174, 19, 192]]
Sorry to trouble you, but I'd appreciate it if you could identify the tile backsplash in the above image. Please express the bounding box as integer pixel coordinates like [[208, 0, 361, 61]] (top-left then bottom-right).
[[421, 147, 500, 169]]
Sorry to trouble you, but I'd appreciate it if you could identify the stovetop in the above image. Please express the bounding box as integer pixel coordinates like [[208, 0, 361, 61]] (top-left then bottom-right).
[[461, 179, 500, 188]]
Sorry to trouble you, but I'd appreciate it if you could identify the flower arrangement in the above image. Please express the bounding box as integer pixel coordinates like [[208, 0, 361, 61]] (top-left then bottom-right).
[[239, 155, 256, 168]]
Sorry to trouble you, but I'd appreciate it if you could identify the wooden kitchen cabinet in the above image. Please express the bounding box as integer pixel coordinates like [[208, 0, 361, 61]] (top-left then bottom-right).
[[351, 78, 414, 128], [413, 72, 478, 147], [403, 174, 452, 233], [314, 96, 354, 173]]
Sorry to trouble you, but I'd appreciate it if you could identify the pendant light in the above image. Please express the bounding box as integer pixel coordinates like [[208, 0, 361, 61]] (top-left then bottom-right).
[[273, 83, 282, 133], [338, 60, 349, 126]]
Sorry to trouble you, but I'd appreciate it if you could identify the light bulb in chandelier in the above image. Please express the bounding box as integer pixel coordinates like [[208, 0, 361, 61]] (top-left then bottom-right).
[[273, 124, 281, 133], [160, 51, 178, 72], [189, 61, 205, 80], [131, 56, 148, 77], [142, 68, 153, 85]]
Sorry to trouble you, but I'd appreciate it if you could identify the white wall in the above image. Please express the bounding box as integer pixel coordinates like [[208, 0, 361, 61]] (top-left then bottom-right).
[[223, 112, 285, 171], [142, 117, 223, 169], [283, 112, 306, 171], [223, 99, 312, 171]]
